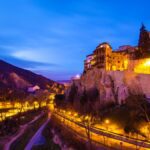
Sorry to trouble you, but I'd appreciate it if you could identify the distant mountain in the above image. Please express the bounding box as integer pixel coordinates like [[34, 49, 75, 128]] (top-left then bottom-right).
[[0, 60, 62, 100], [57, 80, 71, 84]]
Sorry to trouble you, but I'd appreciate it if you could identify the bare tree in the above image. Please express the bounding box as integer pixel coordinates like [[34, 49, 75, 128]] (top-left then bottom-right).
[[126, 95, 150, 149], [81, 113, 96, 150], [35, 90, 49, 108], [136, 97, 150, 140]]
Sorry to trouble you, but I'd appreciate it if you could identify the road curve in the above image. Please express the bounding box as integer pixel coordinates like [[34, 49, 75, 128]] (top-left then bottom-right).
[[25, 114, 51, 150], [4, 113, 43, 150], [55, 112, 150, 149]]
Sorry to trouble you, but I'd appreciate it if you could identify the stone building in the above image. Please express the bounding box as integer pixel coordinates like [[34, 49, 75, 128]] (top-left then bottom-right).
[[110, 51, 128, 71], [84, 54, 96, 72], [93, 42, 112, 70], [84, 42, 128, 72], [83, 24, 150, 74]]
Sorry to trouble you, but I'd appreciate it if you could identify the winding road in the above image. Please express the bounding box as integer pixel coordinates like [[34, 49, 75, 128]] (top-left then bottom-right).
[[25, 113, 51, 150], [4, 112, 44, 150], [55, 112, 150, 150]]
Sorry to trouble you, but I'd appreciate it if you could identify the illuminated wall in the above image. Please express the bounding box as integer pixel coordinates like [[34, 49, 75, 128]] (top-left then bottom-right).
[[133, 58, 150, 74], [110, 52, 129, 71], [83, 43, 150, 75], [93, 43, 112, 70], [84, 54, 96, 71]]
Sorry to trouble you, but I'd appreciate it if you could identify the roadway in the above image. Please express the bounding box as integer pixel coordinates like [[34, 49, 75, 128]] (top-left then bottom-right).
[[55, 111, 150, 150], [25, 113, 51, 150], [3, 112, 44, 150]]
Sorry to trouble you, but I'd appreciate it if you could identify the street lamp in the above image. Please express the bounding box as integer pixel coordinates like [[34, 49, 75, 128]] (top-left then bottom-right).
[[105, 119, 110, 131], [74, 113, 78, 117], [85, 115, 89, 121], [105, 119, 110, 125], [68, 111, 72, 116], [104, 119, 110, 146]]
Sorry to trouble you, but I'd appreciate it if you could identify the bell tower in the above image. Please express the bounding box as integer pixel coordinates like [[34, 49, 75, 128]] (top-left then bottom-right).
[[138, 23, 150, 53]]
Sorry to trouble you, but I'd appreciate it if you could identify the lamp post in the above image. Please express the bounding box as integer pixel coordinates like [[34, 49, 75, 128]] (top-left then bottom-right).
[[105, 119, 110, 131], [105, 119, 110, 146], [120, 142, 123, 150]]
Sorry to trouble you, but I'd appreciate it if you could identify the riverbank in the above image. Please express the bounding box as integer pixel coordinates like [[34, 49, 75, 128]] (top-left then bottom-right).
[[25, 114, 51, 150], [9, 111, 48, 150], [32, 114, 104, 150], [0, 109, 45, 149]]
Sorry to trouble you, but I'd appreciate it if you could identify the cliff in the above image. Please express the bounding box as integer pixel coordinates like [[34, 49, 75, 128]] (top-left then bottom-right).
[[66, 69, 150, 106]]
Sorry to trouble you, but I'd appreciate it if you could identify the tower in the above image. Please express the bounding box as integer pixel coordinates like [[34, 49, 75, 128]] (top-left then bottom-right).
[[138, 24, 150, 53]]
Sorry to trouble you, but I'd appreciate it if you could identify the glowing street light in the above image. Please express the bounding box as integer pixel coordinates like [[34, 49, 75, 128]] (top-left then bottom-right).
[[68, 111, 72, 115], [74, 113, 78, 117], [85, 115, 89, 120], [105, 119, 110, 132], [144, 60, 150, 66], [105, 119, 110, 124]]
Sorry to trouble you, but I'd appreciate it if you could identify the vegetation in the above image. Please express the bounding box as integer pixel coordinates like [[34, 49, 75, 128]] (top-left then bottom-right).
[[100, 94, 150, 138], [55, 85, 99, 115], [10, 112, 48, 150], [0, 109, 42, 137], [32, 115, 87, 150], [81, 115, 96, 150], [50, 115, 87, 150], [55, 81, 150, 138], [55, 94, 66, 109]]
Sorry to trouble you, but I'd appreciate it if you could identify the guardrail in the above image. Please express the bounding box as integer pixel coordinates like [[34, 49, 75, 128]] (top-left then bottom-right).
[[54, 112, 150, 149]]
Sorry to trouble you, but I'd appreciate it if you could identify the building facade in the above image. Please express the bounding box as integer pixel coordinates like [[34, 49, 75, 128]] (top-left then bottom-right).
[[84, 54, 96, 71], [83, 24, 150, 74], [84, 42, 129, 72], [93, 42, 112, 70], [110, 51, 129, 71]]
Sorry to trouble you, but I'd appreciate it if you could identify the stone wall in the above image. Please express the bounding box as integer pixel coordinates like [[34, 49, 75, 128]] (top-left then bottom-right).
[[128, 58, 150, 74]]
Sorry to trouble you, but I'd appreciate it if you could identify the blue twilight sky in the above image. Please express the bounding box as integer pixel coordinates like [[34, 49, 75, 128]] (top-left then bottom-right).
[[0, 0, 150, 80]]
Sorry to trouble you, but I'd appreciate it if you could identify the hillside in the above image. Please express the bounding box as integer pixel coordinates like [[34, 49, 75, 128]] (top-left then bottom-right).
[[0, 60, 63, 100]]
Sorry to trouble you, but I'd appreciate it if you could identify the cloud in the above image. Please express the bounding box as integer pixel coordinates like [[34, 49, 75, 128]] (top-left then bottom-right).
[[0, 55, 58, 70], [0, 0, 150, 80], [33, 69, 80, 81]]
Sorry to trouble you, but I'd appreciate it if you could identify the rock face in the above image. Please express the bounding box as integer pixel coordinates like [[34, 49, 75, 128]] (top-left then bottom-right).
[[66, 68, 150, 105], [80, 69, 129, 105]]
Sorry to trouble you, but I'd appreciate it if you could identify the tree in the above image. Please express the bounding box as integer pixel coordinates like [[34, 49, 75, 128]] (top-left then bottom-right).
[[80, 87, 99, 115], [81, 114, 95, 150], [67, 83, 78, 104], [80, 88, 87, 107], [55, 94, 65, 109], [80, 90, 98, 150], [126, 95, 150, 140], [34, 90, 49, 108]]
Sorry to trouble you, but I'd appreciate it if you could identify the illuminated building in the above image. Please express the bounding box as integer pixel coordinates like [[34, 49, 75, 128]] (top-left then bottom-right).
[[84, 54, 96, 71], [133, 58, 150, 74], [93, 42, 112, 70], [110, 50, 129, 71], [83, 24, 150, 74], [28, 85, 40, 93]]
